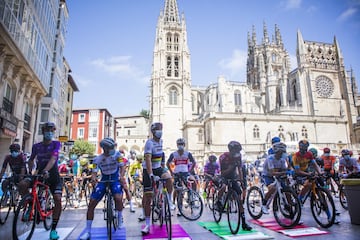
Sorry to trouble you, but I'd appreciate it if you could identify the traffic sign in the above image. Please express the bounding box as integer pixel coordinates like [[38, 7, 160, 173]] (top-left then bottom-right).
[[59, 136, 68, 142]]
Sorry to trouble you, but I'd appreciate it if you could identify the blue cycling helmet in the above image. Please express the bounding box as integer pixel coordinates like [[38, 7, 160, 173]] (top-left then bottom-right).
[[271, 136, 281, 144], [100, 137, 116, 149]]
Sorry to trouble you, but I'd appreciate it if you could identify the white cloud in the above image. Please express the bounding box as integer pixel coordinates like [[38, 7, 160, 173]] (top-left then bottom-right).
[[282, 0, 302, 10], [337, 7, 358, 22], [70, 73, 92, 87], [218, 49, 247, 81]]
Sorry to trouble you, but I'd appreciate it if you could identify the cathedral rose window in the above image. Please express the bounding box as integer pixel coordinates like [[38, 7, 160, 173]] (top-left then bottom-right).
[[315, 76, 334, 98]]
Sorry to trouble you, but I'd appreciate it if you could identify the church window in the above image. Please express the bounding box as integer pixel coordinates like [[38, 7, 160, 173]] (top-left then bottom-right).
[[315, 75, 334, 98], [167, 56, 172, 77], [174, 56, 179, 77], [174, 34, 179, 43], [234, 90, 241, 106], [278, 125, 284, 132], [272, 53, 277, 62], [253, 125, 260, 139], [166, 33, 172, 43], [169, 86, 178, 105], [198, 129, 203, 142], [301, 126, 308, 138]]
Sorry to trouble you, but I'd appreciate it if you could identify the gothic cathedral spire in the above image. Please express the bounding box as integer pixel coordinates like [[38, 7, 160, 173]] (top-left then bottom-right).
[[150, 0, 192, 150]]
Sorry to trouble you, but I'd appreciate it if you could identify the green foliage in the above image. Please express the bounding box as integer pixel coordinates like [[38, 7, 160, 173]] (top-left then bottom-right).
[[69, 139, 95, 156], [140, 109, 150, 119]]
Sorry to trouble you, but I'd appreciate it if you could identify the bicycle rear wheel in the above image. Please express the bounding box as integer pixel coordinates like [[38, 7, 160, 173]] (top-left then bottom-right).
[[163, 194, 172, 240], [339, 185, 348, 210], [43, 189, 54, 230], [273, 189, 301, 228], [12, 195, 36, 240], [106, 194, 113, 240], [246, 186, 263, 219], [0, 189, 11, 224], [310, 188, 335, 228], [227, 191, 241, 234], [177, 189, 203, 220], [212, 190, 222, 223], [207, 186, 215, 210]]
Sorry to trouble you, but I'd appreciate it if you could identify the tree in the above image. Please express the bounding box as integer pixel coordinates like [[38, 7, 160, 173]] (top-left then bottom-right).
[[69, 139, 95, 157], [140, 109, 150, 119]]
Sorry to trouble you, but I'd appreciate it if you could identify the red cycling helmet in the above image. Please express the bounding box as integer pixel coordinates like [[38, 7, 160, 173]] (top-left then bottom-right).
[[323, 147, 331, 154]]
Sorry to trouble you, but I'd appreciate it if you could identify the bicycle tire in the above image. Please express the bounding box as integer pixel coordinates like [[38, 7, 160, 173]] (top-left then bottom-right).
[[339, 185, 348, 210], [246, 186, 263, 220], [134, 181, 143, 206], [43, 189, 54, 230], [159, 193, 164, 227], [163, 194, 172, 240], [207, 186, 215, 211], [0, 189, 11, 224], [212, 189, 222, 223], [151, 192, 160, 224], [310, 187, 335, 228], [273, 189, 301, 228], [227, 191, 241, 234], [106, 194, 113, 240], [177, 189, 203, 221], [12, 195, 36, 240]]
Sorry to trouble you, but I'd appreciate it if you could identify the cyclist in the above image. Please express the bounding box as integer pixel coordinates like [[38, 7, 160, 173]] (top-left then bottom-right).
[[0, 143, 27, 204], [19, 122, 62, 240], [339, 149, 359, 178], [268, 136, 281, 155], [261, 142, 289, 214], [218, 141, 252, 231], [166, 138, 196, 215], [119, 150, 135, 213], [77, 157, 92, 203], [203, 155, 220, 197], [141, 122, 173, 235], [79, 137, 125, 240], [128, 150, 137, 165], [292, 140, 322, 203]]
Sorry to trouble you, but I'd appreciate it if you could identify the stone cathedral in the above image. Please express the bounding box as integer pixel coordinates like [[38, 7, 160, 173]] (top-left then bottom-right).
[[149, 0, 360, 164]]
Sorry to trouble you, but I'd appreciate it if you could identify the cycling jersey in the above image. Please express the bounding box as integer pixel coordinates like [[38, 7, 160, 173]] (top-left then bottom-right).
[[262, 154, 287, 177], [321, 155, 336, 171], [143, 138, 164, 169], [219, 152, 242, 179], [2, 154, 26, 175], [129, 161, 142, 176], [167, 151, 195, 173], [292, 151, 314, 172], [29, 141, 61, 172], [339, 157, 358, 173], [203, 161, 220, 176], [92, 151, 124, 179]]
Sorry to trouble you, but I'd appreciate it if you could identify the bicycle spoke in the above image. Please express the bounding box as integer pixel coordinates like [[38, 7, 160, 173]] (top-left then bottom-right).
[[12, 196, 36, 240], [227, 192, 241, 234]]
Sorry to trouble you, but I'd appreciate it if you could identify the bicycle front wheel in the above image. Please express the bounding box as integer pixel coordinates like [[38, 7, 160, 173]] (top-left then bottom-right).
[[106, 195, 113, 240], [12, 195, 36, 240], [177, 189, 203, 220], [310, 188, 335, 228], [339, 185, 348, 210], [0, 189, 11, 224], [163, 193, 172, 240], [212, 190, 222, 223], [246, 186, 263, 220], [227, 191, 241, 234], [43, 189, 54, 230], [273, 189, 301, 228]]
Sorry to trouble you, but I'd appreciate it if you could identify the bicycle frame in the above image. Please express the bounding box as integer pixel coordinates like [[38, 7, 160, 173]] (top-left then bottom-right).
[[29, 176, 53, 221]]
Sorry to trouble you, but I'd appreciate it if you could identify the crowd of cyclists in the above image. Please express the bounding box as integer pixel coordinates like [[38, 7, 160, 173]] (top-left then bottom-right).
[[1, 121, 360, 239]]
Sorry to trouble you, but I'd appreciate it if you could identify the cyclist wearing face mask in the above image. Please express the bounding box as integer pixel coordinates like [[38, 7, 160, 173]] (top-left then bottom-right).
[[0, 143, 26, 199], [203, 155, 220, 195], [20, 122, 63, 240], [339, 149, 359, 178]]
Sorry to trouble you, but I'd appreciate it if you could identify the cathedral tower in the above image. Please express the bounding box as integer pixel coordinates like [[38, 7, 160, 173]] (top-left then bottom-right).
[[150, 0, 192, 150]]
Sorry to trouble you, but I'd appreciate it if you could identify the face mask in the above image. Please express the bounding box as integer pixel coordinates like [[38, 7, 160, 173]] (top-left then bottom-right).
[[154, 130, 162, 139], [11, 151, 20, 158], [299, 148, 307, 155], [44, 131, 54, 140], [177, 145, 184, 151], [344, 155, 350, 161], [212, 162, 217, 166], [324, 153, 330, 157], [108, 149, 116, 156]]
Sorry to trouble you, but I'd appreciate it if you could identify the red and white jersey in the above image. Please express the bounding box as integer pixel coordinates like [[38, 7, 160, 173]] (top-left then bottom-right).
[[167, 151, 195, 173]]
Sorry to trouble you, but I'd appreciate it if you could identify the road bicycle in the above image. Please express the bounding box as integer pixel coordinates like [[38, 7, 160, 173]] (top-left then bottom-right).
[[151, 177, 172, 240], [129, 175, 143, 207], [174, 173, 203, 221], [101, 180, 119, 240], [77, 176, 93, 207], [293, 174, 336, 228], [212, 178, 242, 234], [12, 175, 54, 240], [247, 174, 301, 228], [202, 175, 221, 210], [0, 175, 20, 224], [60, 175, 77, 210]]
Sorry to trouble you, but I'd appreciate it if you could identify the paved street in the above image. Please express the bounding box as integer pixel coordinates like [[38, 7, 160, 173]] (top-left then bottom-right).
[[1, 196, 360, 240]]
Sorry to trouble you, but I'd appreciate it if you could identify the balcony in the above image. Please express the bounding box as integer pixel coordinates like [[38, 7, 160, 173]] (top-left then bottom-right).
[[2, 97, 13, 114]]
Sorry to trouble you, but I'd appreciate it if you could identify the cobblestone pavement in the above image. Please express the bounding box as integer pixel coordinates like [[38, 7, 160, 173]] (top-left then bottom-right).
[[1, 195, 360, 239]]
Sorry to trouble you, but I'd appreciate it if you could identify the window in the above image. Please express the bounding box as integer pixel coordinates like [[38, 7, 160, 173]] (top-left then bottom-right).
[[24, 102, 32, 130], [3, 83, 14, 113], [40, 109, 49, 122], [174, 56, 179, 77], [169, 86, 178, 105], [167, 56, 172, 77], [128, 130, 130, 135], [89, 124, 97, 138], [78, 113, 85, 122], [77, 128, 84, 139], [301, 126, 308, 139], [253, 125, 260, 139], [234, 90, 241, 105], [198, 129, 203, 142]]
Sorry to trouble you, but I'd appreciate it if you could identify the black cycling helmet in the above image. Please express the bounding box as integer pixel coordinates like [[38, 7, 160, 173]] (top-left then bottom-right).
[[41, 122, 56, 133], [298, 139, 310, 149], [150, 122, 162, 133], [176, 138, 186, 146], [273, 142, 287, 154], [100, 137, 116, 150], [341, 149, 350, 156], [209, 155, 217, 162], [228, 141, 242, 157], [9, 143, 21, 151]]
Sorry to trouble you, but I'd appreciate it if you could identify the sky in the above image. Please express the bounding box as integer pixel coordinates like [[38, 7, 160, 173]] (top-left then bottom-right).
[[64, 0, 360, 117]]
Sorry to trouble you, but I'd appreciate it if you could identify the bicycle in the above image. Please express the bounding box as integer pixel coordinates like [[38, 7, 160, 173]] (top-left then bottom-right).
[[129, 175, 143, 207], [295, 174, 336, 228], [212, 177, 242, 234], [60, 175, 77, 210], [151, 177, 172, 240], [174, 174, 203, 221], [77, 176, 93, 207], [247, 174, 301, 228], [203, 175, 217, 210], [0, 175, 20, 224], [12, 175, 54, 240], [100, 180, 119, 240]]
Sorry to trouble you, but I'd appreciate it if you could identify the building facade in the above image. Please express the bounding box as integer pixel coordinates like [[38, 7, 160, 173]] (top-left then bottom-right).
[[150, 0, 360, 166], [71, 109, 115, 155], [115, 115, 149, 155], [0, 0, 71, 165]]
